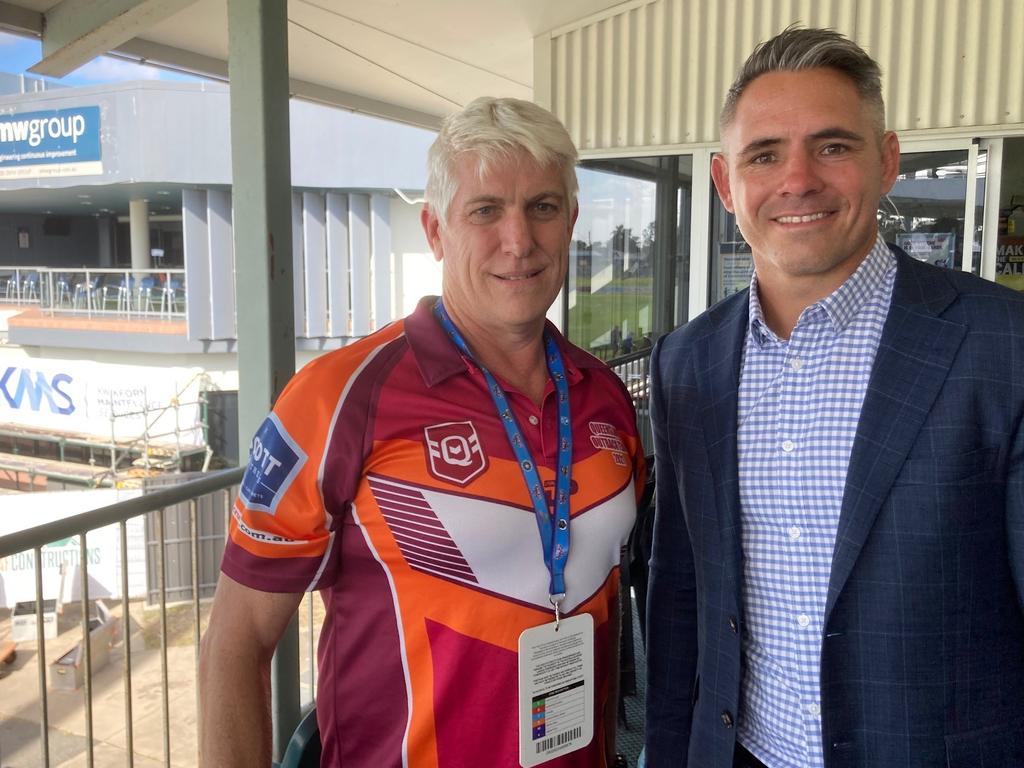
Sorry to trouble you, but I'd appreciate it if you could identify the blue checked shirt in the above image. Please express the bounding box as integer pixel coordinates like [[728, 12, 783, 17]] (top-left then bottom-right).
[[736, 236, 896, 767]]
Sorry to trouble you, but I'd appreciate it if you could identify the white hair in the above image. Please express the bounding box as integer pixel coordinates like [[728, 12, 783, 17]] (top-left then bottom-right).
[[425, 96, 579, 224]]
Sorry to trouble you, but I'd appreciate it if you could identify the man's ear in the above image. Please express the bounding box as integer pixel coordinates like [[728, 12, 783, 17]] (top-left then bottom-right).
[[879, 130, 901, 195], [710, 153, 735, 213], [421, 204, 444, 263], [569, 203, 579, 235]]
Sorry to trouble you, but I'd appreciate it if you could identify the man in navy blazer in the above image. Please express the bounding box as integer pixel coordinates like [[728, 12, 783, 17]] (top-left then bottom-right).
[[645, 26, 1024, 768]]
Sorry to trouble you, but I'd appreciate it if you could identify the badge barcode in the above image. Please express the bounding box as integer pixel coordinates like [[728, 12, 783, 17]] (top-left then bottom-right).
[[535, 726, 582, 753]]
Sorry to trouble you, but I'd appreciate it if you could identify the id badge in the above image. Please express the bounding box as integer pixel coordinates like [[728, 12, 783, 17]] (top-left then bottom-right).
[[517, 613, 595, 767]]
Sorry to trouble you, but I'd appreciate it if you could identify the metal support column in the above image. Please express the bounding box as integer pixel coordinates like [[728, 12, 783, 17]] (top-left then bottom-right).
[[226, 0, 299, 760]]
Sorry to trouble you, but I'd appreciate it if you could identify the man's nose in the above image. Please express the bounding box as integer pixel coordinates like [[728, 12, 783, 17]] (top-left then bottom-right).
[[500, 209, 532, 257], [778, 151, 823, 196]]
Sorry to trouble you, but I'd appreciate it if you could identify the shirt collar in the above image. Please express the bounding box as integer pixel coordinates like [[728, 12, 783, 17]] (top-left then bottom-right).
[[403, 295, 601, 389], [747, 234, 895, 346]]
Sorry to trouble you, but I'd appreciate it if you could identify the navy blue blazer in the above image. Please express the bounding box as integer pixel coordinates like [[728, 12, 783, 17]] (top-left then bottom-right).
[[645, 248, 1024, 767]]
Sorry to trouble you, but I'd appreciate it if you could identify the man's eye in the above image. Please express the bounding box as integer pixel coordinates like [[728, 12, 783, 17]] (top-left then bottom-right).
[[533, 202, 559, 215], [750, 152, 775, 165], [470, 206, 496, 218], [822, 143, 848, 156]]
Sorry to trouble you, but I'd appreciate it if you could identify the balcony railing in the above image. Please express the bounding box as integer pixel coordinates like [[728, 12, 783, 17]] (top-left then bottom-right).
[[0, 266, 187, 320], [0, 468, 291, 767]]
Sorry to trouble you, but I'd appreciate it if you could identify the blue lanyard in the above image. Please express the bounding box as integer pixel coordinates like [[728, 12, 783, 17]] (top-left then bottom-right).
[[433, 299, 574, 613]]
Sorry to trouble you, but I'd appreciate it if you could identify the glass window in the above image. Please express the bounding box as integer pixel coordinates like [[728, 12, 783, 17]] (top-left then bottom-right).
[[996, 137, 1024, 291], [709, 192, 753, 304], [568, 156, 692, 360], [883, 149, 986, 274]]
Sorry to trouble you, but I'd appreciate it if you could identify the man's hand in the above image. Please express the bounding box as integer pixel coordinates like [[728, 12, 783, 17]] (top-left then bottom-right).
[[198, 573, 303, 767]]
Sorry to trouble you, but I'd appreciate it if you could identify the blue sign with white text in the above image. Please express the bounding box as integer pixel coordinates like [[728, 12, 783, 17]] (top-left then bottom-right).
[[239, 414, 307, 515], [0, 106, 101, 176]]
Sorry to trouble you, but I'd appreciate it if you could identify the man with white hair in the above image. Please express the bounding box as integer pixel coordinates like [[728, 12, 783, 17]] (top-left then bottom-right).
[[200, 96, 644, 768]]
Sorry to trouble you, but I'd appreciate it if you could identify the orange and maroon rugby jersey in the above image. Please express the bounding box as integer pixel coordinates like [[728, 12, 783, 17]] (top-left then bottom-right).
[[223, 297, 645, 768]]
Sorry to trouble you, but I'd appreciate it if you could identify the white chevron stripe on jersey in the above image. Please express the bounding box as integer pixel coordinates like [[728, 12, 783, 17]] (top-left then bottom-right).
[[368, 474, 635, 612]]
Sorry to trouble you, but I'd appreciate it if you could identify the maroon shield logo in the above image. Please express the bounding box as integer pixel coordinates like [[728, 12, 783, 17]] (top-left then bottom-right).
[[424, 421, 487, 486]]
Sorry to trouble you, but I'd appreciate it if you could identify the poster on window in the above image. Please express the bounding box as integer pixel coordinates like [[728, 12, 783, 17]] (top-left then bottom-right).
[[718, 241, 754, 300], [895, 232, 956, 268], [996, 236, 1024, 292]]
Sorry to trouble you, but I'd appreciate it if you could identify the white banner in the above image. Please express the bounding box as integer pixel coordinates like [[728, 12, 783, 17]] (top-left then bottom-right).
[[0, 488, 146, 609], [0, 356, 206, 446]]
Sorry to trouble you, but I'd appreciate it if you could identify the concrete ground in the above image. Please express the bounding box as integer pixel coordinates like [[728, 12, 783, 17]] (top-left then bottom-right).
[[0, 602, 199, 767]]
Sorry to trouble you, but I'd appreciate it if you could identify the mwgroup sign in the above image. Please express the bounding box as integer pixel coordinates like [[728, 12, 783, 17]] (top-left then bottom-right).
[[0, 105, 102, 179]]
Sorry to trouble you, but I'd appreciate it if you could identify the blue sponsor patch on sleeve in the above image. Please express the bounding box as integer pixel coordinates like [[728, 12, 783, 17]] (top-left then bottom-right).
[[238, 413, 308, 515]]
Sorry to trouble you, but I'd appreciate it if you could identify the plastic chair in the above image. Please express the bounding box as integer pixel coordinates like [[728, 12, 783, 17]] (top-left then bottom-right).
[[274, 706, 320, 768], [22, 272, 39, 301], [74, 275, 102, 310], [55, 275, 72, 307], [137, 277, 156, 313], [160, 277, 184, 315], [103, 276, 132, 312]]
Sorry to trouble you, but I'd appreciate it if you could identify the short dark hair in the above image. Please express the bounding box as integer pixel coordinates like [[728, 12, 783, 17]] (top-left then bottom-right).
[[720, 25, 885, 136]]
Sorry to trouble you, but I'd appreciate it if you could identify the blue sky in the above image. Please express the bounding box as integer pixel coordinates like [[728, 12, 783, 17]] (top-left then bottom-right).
[[0, 30, 203, 86]]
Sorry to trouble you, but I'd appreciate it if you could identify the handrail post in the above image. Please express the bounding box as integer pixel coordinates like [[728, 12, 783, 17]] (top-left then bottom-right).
[[79, 533, 94, 768], [34, 546, 51, 767], [228, 0, 299, 759]]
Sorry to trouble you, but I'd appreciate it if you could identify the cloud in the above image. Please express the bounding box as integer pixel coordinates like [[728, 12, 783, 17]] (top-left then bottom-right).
[[67, 55, 165, 83], [0, 31, 29, 47]]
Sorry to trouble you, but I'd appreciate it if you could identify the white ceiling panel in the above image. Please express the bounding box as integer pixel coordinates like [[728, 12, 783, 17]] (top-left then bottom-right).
[[1, 0, 630, 127]]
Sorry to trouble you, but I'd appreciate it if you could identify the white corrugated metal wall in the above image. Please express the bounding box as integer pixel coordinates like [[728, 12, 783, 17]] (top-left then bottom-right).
[[536, 0, 1024, 154]]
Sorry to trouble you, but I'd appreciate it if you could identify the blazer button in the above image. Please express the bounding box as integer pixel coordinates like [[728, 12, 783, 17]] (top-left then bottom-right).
[[729, 616, 738, 634], [721, 711, 734, 728]]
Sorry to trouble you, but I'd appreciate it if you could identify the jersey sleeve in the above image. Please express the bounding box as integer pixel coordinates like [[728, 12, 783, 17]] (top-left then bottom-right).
[[220, 358, 355, 593]]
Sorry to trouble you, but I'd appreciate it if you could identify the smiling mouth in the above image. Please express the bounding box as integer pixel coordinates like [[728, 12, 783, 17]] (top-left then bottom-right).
[[496, 269, 543, 281], [775, 211, 833, 224]]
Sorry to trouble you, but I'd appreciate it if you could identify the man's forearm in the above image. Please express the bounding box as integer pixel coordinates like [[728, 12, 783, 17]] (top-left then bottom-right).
[[199, 634, 274, 766]]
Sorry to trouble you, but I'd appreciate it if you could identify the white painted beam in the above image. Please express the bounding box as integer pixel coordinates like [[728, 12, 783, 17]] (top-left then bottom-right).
[[0, 1, 42, 36], [29, 0, 198, 78], [112, 37, 443, 130]]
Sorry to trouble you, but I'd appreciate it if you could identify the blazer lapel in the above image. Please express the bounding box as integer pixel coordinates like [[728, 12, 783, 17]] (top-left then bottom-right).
[[825, 253, 968, 621], [698, 293, 749, 593]]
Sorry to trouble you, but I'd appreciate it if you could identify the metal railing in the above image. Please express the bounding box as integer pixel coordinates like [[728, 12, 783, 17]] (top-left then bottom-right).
[[0, 266, 187, 319], [0, 468, 243, 767]]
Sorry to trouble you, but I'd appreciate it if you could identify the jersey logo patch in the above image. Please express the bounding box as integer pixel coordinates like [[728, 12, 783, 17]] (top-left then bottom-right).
[[424, 421, 487, 486], [589, 421, 629, 466], [239, 413, 307, 515]]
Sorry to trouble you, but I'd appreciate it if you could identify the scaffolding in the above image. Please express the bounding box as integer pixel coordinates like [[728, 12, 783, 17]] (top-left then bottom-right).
[[0, 382, 212, 491]]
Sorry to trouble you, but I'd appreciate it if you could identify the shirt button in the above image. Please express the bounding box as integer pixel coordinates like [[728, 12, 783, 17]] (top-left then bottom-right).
[[528, 415, 539, 426], [729, 616, 738, 634], [781, 440, 795, 453], [788, 526, 802, 540], [808, 703, 821, 717], [720, 711, 734, 728], [790, 357, 803, 371], [797, 614, 811, 628]]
